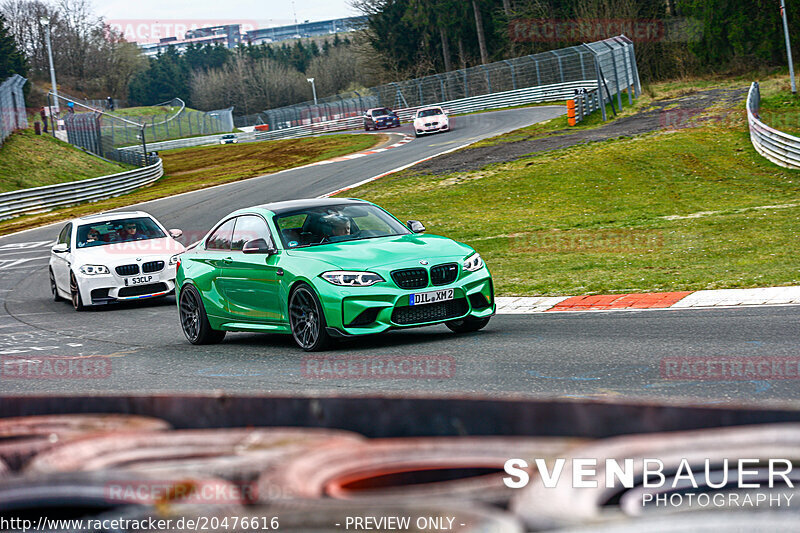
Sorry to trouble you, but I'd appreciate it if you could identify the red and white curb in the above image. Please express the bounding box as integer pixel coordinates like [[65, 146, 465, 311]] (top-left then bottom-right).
[[309, 133, 413, 167], [496, 286, 800, 314]]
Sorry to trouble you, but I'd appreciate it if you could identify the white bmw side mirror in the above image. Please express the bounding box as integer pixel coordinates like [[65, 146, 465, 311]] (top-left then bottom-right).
[[169, 229, 183, 239], [52, 243, 69, 253]]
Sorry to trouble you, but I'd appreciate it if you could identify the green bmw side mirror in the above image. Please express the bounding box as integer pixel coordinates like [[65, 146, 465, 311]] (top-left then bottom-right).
[[243, 238, 277, 254]]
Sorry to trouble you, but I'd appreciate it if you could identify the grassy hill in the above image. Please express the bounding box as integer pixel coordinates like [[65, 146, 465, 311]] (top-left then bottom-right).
[[0, 129, 129, 194]]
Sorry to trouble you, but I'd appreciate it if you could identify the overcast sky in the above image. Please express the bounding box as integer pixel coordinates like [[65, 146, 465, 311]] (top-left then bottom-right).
[[95, 0, 358, 33]]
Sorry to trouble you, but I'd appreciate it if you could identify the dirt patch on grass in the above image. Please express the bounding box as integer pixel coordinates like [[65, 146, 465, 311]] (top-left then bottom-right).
[[412, 87, 748, 176]]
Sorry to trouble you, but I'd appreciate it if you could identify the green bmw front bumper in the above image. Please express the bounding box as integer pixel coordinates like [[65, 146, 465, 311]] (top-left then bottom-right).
[[310, 267, 495, 337]]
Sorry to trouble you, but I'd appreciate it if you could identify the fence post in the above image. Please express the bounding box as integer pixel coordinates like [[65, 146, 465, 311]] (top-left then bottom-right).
[[481, 65, 491, 94], [620, 36, 642, 97], [551, 51, 565, 83], [503, 60, 517, 90], [582, 44, 608, 121], [534, 57, 541, 87], [579, 52, 587, 80], [604, 42, 623, 110]]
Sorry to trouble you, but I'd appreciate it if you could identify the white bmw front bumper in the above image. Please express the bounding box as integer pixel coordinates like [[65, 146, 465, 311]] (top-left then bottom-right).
[[75, 261, 178, 306]]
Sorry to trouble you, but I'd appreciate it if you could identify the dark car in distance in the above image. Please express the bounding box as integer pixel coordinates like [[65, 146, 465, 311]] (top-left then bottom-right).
[[364, 108, 401, 131]]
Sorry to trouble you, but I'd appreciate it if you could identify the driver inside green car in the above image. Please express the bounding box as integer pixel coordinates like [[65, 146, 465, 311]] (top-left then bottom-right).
[[323, 214, 353, 242]]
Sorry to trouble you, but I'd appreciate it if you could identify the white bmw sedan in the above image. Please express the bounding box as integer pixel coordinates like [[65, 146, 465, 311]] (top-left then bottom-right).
[[413, 106, 450, 137], [49, 211, 185, 311]]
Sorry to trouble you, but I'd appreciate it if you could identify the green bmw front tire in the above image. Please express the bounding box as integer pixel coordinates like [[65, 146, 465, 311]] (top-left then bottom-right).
[[289, 283, 332, 352], [179, 284, 226, 345]]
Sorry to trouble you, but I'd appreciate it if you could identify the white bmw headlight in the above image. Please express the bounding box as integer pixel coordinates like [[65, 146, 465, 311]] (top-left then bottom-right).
[[79, 264, 110, 275], [321, 271, 384, 287], [169, 254, 180, 265], [463, 253, 484, 272]]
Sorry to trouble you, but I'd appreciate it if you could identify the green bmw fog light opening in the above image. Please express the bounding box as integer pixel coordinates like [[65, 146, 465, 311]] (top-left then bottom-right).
[[463, 253, 484, 272], [321, 271, 385, 287]]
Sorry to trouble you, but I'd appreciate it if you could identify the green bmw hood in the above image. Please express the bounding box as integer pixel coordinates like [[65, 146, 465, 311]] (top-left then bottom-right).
[[284, 234, 474, 270]]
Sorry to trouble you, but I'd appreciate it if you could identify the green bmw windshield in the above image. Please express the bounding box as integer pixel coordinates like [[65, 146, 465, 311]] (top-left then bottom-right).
[[274, 204, 410, 249]]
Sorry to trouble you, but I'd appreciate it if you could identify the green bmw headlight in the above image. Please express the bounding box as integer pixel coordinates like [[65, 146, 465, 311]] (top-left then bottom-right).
[[463, 252, 484, 272], [321, 271, 385, 287]]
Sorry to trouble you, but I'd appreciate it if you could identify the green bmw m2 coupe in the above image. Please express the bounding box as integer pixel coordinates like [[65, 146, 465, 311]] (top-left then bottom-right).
[[176, 198, 494, 351]]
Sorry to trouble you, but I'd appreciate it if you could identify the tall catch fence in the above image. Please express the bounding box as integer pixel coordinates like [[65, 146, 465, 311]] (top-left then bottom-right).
[[0, 74, 28, 146], [48, 93, 233, 165], [238, 35, 639, 131]]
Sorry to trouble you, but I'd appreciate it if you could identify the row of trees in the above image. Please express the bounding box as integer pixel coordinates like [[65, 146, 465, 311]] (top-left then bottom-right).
[[353, 0, 800, 81], [0, 0, 146, 100], [128, 37, 375, 112]]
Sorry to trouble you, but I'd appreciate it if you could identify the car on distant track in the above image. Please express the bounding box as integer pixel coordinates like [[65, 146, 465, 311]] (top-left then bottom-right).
[[49, 211, 185, 311], [219, 134, 238, 144], [363, 108, 401, 130], [176, 198, 494, 351], [413, 106, 449, 137]]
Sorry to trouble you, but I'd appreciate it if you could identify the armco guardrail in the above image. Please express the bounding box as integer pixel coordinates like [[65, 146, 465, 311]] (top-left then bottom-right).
[[121, 132, 256, 152], [568, 89, 602, 125], [0, 159, 163, 221], [254, 80, 594, 142], [747, 81, 800, 169]]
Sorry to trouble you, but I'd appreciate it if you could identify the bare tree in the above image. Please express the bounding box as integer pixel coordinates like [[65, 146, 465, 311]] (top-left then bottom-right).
[[471, 0, 489, 64]]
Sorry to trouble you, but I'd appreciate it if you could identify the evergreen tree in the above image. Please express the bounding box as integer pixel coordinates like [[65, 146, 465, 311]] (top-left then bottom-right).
[[0, 14, 27, 80]]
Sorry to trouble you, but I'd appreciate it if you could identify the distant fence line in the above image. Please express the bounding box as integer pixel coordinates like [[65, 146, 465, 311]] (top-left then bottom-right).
[[237, 35, 639, 130], [0, 74, 28, 146], [46, 93, 233, 166]]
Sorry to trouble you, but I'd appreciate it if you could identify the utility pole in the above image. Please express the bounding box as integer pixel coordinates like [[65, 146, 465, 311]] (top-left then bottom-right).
[[781, 0, 797, 94], [307, 78, 318, 105], [41, 17, 59, 112]]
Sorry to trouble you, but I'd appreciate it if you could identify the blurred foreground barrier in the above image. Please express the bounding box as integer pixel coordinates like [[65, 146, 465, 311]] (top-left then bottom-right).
[[256, 436, 582, 506], [26, 428, 363, 488], [0, 414, 170, 471], [0, 158, 163, 221], [555, 512, 800, 533], [2, 395, 800, 437], [747, 81, 800, 169], [0, 471, 244, 532], [511, 423, 800, 530]]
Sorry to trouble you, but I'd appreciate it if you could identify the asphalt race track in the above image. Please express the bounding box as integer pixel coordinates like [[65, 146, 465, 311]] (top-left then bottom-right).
[[1, 105, 799, 403]]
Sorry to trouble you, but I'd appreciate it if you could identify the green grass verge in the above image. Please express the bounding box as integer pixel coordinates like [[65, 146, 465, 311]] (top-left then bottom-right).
[[0, 134, 383, 236], [0, 129, 130, 194], [339, 121, 800, 296]]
